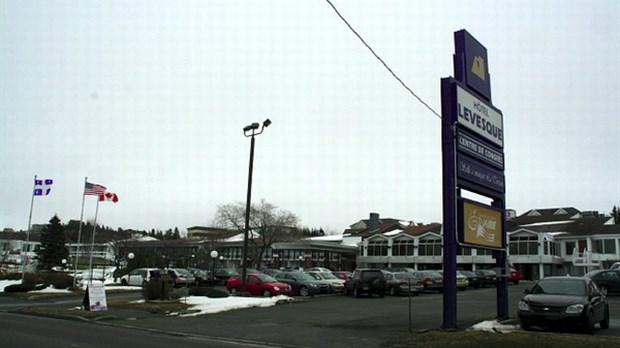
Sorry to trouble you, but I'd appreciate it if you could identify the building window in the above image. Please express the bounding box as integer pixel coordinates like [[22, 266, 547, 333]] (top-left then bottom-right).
[[544, 240, 560, 256], [418, 238, 441, 256], [392, 239, 414, 256], [458, 247, 472, 256], [367, 239, 388, 256], [509, 235, 538, 255], [565, 241, 576, 255], [594, 239, 617, 254]]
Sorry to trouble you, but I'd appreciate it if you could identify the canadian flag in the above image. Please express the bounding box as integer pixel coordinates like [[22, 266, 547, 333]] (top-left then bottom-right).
[[99, 191, 119, 203]]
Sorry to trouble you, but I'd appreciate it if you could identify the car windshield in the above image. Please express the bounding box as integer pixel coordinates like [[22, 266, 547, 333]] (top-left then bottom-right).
[[319, 272, 337, 280], [532, 278, 586, 296], [256, 274, 278, 283], [175, 269, 191, 276], [294, 272, 317, 281]]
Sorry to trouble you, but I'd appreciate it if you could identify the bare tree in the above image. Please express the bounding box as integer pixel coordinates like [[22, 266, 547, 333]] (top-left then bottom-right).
[[214, 199, 301, 268]]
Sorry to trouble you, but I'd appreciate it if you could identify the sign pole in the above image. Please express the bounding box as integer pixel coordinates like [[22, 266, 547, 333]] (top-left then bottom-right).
[[441, 78, 458, 329]]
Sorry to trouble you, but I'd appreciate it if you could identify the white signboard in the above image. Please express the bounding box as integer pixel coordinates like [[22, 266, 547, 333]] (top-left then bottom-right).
[[87, 283, 108, 312], [457, 85, 503, 147]]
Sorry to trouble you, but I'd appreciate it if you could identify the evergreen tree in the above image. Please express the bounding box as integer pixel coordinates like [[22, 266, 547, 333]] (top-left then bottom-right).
[[164, 229, 173, 240], [36, 215, 69, 270], [612, 206, 620, 224], [173, 227, 181, 239]]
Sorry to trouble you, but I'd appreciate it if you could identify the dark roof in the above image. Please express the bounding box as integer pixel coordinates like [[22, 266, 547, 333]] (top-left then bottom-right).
[[507, 207, 580, 226], [509, 216, 619, 237], [401, 223, 442, 237]]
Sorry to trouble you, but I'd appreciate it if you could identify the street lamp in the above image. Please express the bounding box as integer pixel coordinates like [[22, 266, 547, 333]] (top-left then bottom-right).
[[241, 118, 271, 291], [210, 250, 219, 288], [298, 255, 304, 270]]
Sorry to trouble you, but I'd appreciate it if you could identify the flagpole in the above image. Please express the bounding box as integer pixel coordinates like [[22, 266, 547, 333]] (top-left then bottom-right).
[[88, 199, 100, 286], [21, 175, 37, 283], [73, 176, 87, 287]]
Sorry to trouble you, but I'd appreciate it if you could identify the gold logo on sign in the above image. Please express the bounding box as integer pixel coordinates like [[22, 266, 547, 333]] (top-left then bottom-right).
[[471, 56, 486, 80], [463, 202, 502, 248]]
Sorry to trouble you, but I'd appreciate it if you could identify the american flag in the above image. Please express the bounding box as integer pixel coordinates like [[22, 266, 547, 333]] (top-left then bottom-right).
[[84, 182, 106, 196]]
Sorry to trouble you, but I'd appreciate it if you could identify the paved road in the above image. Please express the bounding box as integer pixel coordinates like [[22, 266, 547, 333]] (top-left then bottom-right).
[[2, 282, 620, 347]]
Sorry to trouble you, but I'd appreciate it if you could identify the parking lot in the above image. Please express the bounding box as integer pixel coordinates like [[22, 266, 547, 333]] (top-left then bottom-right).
[[110, 281, 620, 347]]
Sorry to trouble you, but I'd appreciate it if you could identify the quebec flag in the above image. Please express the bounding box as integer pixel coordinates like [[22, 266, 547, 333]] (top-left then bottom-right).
[[34, 178, 53, 196]]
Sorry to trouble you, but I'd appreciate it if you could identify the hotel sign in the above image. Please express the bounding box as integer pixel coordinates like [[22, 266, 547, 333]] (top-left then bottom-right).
[[458, 198, 503, 249], [457, 85, 503, 147]]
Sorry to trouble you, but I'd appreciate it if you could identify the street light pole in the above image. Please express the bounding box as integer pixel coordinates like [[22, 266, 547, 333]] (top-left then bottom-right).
[[210, 250, 218, 288], [241, 119, 271, 291]]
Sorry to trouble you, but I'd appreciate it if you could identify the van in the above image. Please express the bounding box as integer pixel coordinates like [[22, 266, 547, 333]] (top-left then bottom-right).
[[120, 268, 162, 286]]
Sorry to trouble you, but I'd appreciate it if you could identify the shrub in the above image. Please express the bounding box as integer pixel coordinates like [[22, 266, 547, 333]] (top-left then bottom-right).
[[3, 283, 36, 293], [142, 280, 172, 300], [189, 286, 229, 298], [49, 274, 74, 289]]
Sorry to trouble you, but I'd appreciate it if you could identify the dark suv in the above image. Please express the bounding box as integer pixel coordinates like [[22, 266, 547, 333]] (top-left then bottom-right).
[[344, 269, 386, 298]]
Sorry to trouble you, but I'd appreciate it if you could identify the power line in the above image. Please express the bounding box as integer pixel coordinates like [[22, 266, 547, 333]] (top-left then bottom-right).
[[324, 0, 442, 120]]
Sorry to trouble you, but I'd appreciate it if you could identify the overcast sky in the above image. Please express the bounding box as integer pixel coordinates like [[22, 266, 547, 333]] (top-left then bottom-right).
[[1, 1, 618, 234]]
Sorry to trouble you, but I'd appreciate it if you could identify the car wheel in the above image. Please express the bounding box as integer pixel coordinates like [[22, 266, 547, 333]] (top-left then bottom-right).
[[599, 285, 609, 297], [520, 321, 530, 331], [389, 287, 396, 296], [229, 287, 238, 295], [299, 286, 310, 297], [262, 289, 272, 297], [353, 286, 361, 298], [601, 306, 610, 329], [121, 279, 128, 286]]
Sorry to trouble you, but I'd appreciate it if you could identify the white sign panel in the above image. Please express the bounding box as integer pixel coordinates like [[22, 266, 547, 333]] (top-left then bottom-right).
[[457, 86, 503, 147], [87, 283, 108, 312]]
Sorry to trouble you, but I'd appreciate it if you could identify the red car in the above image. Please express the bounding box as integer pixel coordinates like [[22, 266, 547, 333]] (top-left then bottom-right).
[[332, 271, 352, 281], [508, 268, 522, 285], [226, 273, 292, 297]]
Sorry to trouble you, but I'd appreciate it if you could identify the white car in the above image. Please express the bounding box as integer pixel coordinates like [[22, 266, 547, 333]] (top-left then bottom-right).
[[306, 271, 345, 293], [120, 268, 162, 286]]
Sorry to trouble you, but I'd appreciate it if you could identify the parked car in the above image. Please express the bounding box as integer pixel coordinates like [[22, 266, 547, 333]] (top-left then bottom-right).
[[459, 270, 482, 288], [457, 271, 470, 290], [437, 270, 469, 291], [344, 268, 386, 298], [166, 268, 196, 287], [610, 262, 620, 270], [518, 276, 609, 334], [475, 269, 497, 287], [120, 268, 162, 286], [382, 267, 416, 274], [419, 270, 443, 293], [508, 268, 522, 285], [187, 267, 216, 286], [332, 271, 352, 281], [236, 268, 264, 275], [306, 267, 332, 273], [585, 269, 620, 296], [306, 271, 345, 293], [384, 271, 424, 296], [262, 268, 284, 277], [226, 273, 292, 297], [213, 268, 240, 285], [275, 271, 330, 296]]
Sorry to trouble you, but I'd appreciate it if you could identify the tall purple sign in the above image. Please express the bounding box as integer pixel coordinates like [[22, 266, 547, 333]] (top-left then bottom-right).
[[441, 29, 508, 329]]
